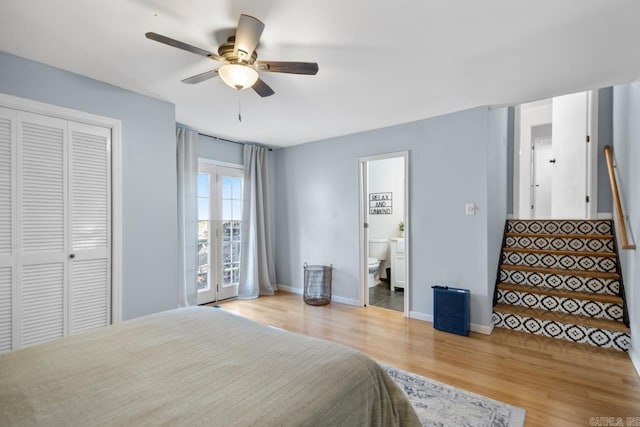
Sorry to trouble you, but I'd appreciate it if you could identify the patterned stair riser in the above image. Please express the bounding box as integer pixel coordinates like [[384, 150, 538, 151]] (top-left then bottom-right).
[[507, 220, 612, 235], [497, 289, 623, 321], [499, 268, 620, 295], [502, 252, 617, 273], [505, 236, 614, 253], [492, 311, 630, 351]]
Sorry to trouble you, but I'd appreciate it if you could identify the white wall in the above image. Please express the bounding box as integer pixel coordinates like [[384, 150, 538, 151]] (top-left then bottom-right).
[[612, 82, 640, 375], [0, 52, 179, 320], [367, 157, 404, 274], [274, 106, 508, 329]]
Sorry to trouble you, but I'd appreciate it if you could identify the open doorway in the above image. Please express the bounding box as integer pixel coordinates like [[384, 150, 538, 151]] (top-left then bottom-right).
[[531, 124, 553, 218], [358, 152, 409, 315], [514, 90, 599, 219]]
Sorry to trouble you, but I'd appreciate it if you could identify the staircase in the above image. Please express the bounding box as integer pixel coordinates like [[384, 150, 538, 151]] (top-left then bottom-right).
[[492, 219, 631, 351]]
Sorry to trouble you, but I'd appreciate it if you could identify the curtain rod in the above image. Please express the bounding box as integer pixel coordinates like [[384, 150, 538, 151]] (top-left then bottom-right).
[[177, 123, 273, 151]]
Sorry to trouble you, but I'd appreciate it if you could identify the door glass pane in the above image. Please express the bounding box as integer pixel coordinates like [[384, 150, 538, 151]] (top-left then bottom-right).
[[222, 242, 231, 263], [197, 174, 209, 197], [222, 176, 232, 199], [221, 175, 243, 288], [197, 173, 210, 291]]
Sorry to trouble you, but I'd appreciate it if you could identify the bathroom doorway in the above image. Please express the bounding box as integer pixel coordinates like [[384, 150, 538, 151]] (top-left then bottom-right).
[[358, 151, 409, 315]]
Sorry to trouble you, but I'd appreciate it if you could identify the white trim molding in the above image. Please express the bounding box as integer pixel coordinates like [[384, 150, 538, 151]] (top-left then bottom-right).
[[277, 284, 302, 295], [331, 295, 359, 306], [409, 310, 494, 335], [0, 92, 123, 323], [277, 284, 359, 306], [358, 151, 410, 317], [409, 311, 433, 323], [471, 323, 494, 335], [630, 346, 640, 378]]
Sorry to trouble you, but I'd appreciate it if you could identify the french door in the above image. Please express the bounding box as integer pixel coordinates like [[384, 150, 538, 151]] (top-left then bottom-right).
[[197, 163, 243, 304]]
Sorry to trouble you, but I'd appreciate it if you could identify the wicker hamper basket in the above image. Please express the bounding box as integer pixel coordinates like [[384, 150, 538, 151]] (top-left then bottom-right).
[[303, 263, 333, 306]]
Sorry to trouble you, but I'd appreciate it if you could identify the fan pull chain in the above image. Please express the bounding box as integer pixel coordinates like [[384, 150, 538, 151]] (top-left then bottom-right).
[[237, 89, 242, 122]]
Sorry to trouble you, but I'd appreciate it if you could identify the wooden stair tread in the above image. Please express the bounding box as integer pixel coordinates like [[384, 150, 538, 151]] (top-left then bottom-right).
[[503, 247, 616, 257], [505, 232, 613, 240], [497, 283, 622, 304], [494, 303, 629, 332], [500, 264, 620, 279]]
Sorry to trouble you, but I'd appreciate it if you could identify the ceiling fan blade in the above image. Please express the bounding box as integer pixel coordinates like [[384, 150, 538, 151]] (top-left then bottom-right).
[[256, 61, 319, 75], [233, 14, 265, 62], [181, 68, 220, 84], [252, 78, 275, 97], [145, 32, 225, 62]]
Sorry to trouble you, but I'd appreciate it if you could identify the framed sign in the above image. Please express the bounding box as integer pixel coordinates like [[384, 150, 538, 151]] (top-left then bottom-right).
[[369, 192, 392, 214]]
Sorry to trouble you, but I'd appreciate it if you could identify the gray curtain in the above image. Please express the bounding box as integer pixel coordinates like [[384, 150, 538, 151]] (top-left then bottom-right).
[[176, 127, 199, 306], [239, 144, 277, 298]]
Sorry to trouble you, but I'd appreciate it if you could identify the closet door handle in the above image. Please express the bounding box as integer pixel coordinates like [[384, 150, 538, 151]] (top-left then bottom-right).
[[69, 254, 76, 259]]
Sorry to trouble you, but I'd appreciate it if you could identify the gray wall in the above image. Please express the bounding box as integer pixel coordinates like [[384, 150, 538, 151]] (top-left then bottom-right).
[[612, 82, 640, 372], [487, 108, 508, 320], [0, 52, 179, 320], [506, 107, 515, 215], [597, 87, 614, 213], [274, 106, 508, 328], [197, 133, 243, 165]]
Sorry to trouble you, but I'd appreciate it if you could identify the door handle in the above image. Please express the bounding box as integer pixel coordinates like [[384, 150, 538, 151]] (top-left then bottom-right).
[[549, 159, 556, 163], [69, 254, 75, 259]]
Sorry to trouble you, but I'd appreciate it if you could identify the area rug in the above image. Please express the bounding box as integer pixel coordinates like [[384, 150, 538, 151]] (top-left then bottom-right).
[[382, 364, 526, 427]]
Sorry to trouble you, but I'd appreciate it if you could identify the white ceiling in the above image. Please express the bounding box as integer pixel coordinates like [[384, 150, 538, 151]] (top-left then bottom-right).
[[1, 1, 639, 147]]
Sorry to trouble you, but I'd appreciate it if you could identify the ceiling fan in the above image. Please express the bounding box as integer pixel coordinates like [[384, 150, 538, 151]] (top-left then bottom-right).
[[146, 14, 319, 98]]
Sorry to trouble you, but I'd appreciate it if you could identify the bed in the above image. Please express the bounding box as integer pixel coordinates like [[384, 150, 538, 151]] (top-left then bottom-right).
[[0, 306, 420, 426]]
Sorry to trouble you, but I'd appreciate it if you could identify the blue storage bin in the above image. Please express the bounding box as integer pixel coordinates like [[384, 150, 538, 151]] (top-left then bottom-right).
[[432, 286, 470, 336]]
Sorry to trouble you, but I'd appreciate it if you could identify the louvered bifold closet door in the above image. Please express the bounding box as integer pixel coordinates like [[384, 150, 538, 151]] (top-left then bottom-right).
[[0, 107, 16, 353], [18, 112, 68, 348], [68, 121, 111, 334]]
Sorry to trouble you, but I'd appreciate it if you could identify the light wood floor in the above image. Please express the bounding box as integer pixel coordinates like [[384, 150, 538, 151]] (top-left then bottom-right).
[[215, 291, 640, 427]]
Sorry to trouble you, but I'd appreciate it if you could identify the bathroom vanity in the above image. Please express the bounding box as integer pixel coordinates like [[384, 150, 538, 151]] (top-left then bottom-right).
[[389, 237, 405, 291]]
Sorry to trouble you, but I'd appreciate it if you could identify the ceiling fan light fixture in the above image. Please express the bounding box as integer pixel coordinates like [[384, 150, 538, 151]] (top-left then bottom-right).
[[218, 64, 259, 90]]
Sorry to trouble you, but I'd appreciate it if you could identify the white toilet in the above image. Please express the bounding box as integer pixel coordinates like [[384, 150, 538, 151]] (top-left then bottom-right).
[[368, 239, 388, 288]]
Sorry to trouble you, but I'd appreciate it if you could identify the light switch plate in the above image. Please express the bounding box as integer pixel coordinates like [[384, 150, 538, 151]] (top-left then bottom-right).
[[465, 203, 476, 215]]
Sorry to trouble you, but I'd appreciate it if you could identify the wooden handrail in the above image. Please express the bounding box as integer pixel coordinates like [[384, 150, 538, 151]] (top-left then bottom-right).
[[604, 145, 636, 249]]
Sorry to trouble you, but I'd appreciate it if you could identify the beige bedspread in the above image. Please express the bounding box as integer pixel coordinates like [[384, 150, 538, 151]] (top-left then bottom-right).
[[0, 306, 419, 426]]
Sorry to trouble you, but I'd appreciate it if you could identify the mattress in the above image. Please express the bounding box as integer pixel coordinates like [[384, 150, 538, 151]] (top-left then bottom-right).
[[0, 306, 420, 426]]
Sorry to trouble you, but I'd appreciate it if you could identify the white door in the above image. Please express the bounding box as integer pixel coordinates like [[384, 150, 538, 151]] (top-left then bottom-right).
[[0, 107, 17, 352], [18, 111, 69, 347], [68, 121, 111, 334], [532, 137, 553, 218], [551, 91, 589, 219], [197, 163, 243, 304], [0, 108, 111, 352]]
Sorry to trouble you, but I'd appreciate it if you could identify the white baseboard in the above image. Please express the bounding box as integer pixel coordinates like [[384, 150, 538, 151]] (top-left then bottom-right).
[[629, 346, 640, 378], [506, 213, 514, 219], [597, 212, 613, 219], [408, 310, 493, 335], [331, 295, 360, 306], [409, 311, 433, 322], [471, 323, 494, 335], [277, 284, 302, 295], [277, 284, 359, 306]]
